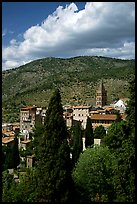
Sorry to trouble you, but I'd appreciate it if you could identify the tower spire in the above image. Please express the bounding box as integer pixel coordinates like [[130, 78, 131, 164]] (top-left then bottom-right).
[[96, 79, 107, 107]]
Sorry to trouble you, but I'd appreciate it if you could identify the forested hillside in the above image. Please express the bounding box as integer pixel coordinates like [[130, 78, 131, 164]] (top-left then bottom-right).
[[2, 56, 135, 122]]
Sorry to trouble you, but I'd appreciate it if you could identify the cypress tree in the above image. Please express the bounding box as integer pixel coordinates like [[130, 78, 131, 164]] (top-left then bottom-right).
[[71, 121, 83, 167], [35, 89, 73, 202], [4, 136, 20, 170], [12, 136, 20, 169], [84, 117, 94, 148]]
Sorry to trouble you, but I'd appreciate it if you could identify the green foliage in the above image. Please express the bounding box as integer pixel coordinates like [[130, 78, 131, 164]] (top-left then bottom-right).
[[102, 77, 135, 202], [2, 168, 38, 202], [2, 170, 15, 202], [35, 89, 73, 202], [71, 121, 83, 167], [103, 120, 129, 150], [72, 146, 118, 202], [126, 76, 135, 131], [84, 117, 94, 147], [2, 137, 20, 170], [94, 125, 106, 139], [2, 56, 135, 122], [12, 136, 20, 169]]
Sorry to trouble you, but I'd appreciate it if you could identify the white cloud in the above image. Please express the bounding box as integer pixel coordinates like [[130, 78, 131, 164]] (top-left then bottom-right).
[[80, 42, 135, 60], [2, 2, 135, 70]]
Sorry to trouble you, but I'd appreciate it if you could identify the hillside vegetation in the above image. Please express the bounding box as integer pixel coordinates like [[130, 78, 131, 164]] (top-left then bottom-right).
[[2, 56, 135, 122]]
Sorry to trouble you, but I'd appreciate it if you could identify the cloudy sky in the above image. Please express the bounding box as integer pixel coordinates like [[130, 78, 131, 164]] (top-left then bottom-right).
[[2, 2, 135, 70]]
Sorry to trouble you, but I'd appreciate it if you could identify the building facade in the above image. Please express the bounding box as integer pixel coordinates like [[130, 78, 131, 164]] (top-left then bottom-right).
[[72, 105, 92, 129], [20, 106, 37, 137], [96, 80, 107, 107]]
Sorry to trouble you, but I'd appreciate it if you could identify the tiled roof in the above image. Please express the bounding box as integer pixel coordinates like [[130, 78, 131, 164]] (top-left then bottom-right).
[[90, 114, 117, 120], [104, 106, 114, 110], [21, 140, 31, 144], [2, 130, 15, 137], [11, 122, 20, 126], [21, 106, 37, 111], [73, 105, 91, 109], [2, 137, 15, 144], [92, 123, 111, 129]]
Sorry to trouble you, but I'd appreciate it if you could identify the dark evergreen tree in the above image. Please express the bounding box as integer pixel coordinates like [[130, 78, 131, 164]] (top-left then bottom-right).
[[71, 121, 83, 167], [115, 111, 122, 122], [12, 136, 20, 169], [2, 146, 7, 171], [94, 125, 106, 139], [35, 89, 73, 202], [84, 117, 94, 148], [3, 136, 20, 170]]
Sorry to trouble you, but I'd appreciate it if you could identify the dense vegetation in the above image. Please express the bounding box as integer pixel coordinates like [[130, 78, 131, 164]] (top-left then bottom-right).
[[84, 117, 94, 148], [2, 77, 135, 202], [73, 77, 135, 202], [34, 89, 73, 202], [94, 125, 106, 139], [2, 136, 20, 171], [2, 56, 135, 122]]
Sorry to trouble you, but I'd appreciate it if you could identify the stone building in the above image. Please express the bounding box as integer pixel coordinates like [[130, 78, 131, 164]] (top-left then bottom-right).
[[96, 80, 107, 107], [72, 105, 92, 129], [20, 106, 37, 139]]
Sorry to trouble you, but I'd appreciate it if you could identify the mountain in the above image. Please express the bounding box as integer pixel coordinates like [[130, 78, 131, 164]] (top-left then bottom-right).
[[2, 56, 135, 123]]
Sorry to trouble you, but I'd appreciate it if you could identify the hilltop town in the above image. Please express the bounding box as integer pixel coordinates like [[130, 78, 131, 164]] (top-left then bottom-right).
[[2, 80, 128, 170]]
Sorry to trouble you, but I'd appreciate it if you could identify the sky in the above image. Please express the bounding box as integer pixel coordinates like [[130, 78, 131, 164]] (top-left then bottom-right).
[[2, 2, 135, 70]]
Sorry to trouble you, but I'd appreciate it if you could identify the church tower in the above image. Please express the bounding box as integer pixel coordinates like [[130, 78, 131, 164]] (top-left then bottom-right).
[[96, 80, 107, 107]]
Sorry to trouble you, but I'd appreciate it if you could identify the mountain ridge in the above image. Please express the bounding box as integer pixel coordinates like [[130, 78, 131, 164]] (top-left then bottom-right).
[[2, 56, 135, 122]]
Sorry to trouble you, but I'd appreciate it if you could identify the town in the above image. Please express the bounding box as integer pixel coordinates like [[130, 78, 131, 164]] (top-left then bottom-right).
[[2, 80, 128, 171]]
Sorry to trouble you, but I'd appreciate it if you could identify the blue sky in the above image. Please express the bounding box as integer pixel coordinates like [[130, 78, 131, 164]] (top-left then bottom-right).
[[2, 2, 135, 70], [2, 2, 86, 46]]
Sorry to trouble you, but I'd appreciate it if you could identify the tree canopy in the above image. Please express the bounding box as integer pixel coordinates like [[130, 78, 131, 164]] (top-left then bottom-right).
[[72, 146, 118, 202], [84, 117, 94, 148], [71, 121, 83, 167], [35, 89, 73, 202], [94, 125, 106, 139]]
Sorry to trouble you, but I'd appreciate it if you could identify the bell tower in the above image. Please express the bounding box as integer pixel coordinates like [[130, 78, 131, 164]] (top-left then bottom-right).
[[96, 80, 107, 107]]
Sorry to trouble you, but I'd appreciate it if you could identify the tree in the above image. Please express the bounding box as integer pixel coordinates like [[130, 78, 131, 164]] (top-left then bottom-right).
[[72, 146, 118, 202], [126, 76, 135, 130], [3, 136, 20, 170], [103, 120, 129, 150], [12, 136, 20, 169], [2, 170, 15, 202], [35, 89, 73, 202], [2, 168, 38, 202], [71, 121, 83, 167], [102, 77, 135, 202], [94, 125, 106, 139], [84, 117, 94, 148]]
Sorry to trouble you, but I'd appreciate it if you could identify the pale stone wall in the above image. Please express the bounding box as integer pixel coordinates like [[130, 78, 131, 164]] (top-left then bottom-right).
[[73, 108, 89, 129], [66, 118, 72, 128], [82, 137, 86, 151], [94, 138, 102, 146]]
